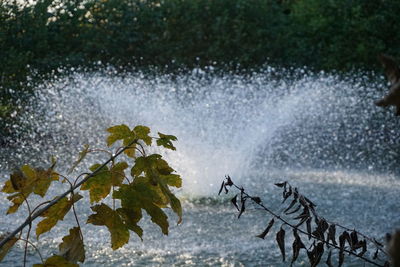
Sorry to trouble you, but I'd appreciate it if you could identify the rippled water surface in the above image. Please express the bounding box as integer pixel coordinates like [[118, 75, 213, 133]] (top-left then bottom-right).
[[1, 68, 399, 266]]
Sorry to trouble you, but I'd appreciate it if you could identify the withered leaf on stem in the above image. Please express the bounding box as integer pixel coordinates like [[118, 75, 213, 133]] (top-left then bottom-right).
[[327, 224, 337, 246], [274, 182, 287, 188], [225, 175, 233, 186], [293, 206, 309, 220], [338, 250, 345, 267], [373, 248, 379, 260], [218, 181, 224, 195], [282, 186, 292, 203], [307, 242, 324, 267], [231, 194, 239, 211], [256, 218, 275, 239], [286, 204, 301, 215], [350, 230, 358, 251], [284, 198, 298, 213], [339, 231, 349, 251], [357, 240, 367, 257], [238, 199, 246, 219], [291, 229, 305, 264], [251, 196, 261, 204], [325, 250, 333, 267], [276, 227, 286, 262], [306, 217, 312, 240]]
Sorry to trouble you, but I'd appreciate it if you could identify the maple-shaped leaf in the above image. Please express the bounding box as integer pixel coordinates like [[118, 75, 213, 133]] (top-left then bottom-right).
[[36, 194, 83, 238], [133, 125, 152, 145], [156, 132, 177, 150], [117, 208, 143, 240], [0, 234, 18, 262], [81, 164, 113, 203], [106, 124, 134, 147], [2, 165, 59, 214], [131, 154, 174, 182], [87, 204, 129, 250], [113, 179, 170, 234], [68, 144, 90, 174], [160, 174, 182, 188], [59, 227, 85, 263], [33, 255, 78, 267]]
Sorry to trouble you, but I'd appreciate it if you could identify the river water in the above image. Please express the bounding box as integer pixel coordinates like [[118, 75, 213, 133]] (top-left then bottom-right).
[[0, 67, 399, 266]]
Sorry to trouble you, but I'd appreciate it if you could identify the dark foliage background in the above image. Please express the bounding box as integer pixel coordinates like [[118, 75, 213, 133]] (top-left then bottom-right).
[[1, 0, 400, 137]]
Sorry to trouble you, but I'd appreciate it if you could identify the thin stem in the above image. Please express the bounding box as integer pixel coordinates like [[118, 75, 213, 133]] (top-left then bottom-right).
[[23, 223, 32, 267], [71, 190, 83, 241], [21, 193, 31, 267], [17, 238, 44, 264]]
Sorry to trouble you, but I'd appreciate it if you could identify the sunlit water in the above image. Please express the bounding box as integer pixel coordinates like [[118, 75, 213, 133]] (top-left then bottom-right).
[[1, 67, 400, 266]]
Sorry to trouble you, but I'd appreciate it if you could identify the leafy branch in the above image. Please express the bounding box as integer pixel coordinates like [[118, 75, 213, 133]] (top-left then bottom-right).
[[219, 176, 391, 267], [0, 124, 182, 266]]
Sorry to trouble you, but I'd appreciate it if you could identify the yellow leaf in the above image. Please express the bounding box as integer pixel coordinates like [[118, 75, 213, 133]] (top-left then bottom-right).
[[36, 194, 82, 238], [133, 125, 152, 145], [80, 164, 112, 203], [106, 124, 133, 147]]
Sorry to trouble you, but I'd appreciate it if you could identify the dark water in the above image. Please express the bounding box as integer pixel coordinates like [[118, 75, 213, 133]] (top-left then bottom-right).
[[0, 68, 399, 266]]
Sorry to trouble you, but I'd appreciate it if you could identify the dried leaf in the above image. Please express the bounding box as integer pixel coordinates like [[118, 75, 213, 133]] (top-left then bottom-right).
[[238, 199, 246, 219], [284, 198, 298, 214], [225, 175, 233, 186], [274, 182, 286, 188], [251, 197, 261, 204], [276, 227, 286, 261], [282, 186, 292, 203], [357, 240, 367, 257], [218, 181, 224, 195], [327, 224, 337, 246], [373, 248, 379, 259], [286, 204, 301, 215], [325, 250, 333, 267], [59, 227, 85, 263], [291, 229, 305, 264], [256, 218, 274, 239], [306, 217, 312, 240], [338, 250, 344, 267], [350, 230, 358, 251], [231, 195, 239, 211]]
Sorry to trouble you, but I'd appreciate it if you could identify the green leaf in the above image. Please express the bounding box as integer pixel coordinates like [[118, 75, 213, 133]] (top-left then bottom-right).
[[87, 204, 129, 250], [33, 255, 79, 267], [123, 137, 136, 158], [59, 227, 85, 263], [33, 167, 59, 197], [113, 179, 170, 234], [68, 144, 90, 174], [36, 194, 82, 238], [117, 208, 143, 240], [81, 164, 112, 203], [0, 234, 18, 262], [133, 125, 152, 145], [156, 132, 177, 150], [160, 174, 182, 188], [106, 124, 133, 147]]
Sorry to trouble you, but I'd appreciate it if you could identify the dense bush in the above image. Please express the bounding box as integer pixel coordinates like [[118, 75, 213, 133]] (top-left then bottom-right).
[[1, 0, 400, 132]]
